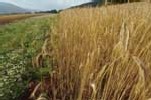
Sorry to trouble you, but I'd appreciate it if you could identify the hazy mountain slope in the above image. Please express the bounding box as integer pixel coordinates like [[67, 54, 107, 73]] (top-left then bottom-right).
[[0, 2, 28, 14]]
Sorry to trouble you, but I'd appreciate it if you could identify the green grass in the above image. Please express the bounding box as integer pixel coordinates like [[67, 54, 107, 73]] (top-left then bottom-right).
[[0, 15, 56, 100], [0, 15, 54, 53]]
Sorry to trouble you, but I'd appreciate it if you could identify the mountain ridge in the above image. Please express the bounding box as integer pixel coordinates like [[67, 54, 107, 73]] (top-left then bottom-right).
[[0, 2, 30, 14]]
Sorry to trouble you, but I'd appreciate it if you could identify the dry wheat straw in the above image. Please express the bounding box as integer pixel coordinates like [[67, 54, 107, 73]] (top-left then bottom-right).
[[37, 3, 151, 100]]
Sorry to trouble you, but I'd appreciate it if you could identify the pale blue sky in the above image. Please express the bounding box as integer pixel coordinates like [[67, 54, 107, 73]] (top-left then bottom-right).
[[0, 0, 91, 10]]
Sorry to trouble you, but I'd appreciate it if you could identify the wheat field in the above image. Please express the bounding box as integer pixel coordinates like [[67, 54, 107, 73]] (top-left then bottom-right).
[[37, 2, 151, 100], [0, 14, 41, 25]]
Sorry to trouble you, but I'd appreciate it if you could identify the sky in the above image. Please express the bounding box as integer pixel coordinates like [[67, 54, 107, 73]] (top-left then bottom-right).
[[0, 0, 91, 10]]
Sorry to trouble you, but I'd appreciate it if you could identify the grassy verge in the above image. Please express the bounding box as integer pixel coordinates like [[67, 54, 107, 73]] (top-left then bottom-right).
[[0, 15, 56, 100]]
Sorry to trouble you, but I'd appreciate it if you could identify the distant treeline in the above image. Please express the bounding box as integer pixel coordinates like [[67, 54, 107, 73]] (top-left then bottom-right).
[[0, 9, 59, 15], [35, 9, 58, 14], [70, 0, 150, 9], [33, 9, 59, 14], [92, 0, 150, 4]]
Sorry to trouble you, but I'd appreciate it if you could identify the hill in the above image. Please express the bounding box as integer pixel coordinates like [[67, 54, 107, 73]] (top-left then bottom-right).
[[70, 2, 98, 9], [0, 2, 29, 14]]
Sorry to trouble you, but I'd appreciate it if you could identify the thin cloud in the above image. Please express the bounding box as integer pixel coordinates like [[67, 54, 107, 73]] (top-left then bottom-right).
[[0, 0, 91, 10]]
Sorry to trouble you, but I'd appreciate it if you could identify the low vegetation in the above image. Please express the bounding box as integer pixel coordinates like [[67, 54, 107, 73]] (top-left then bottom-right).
[[0, 15, 56, 100], [37, 2, 151, 100]]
